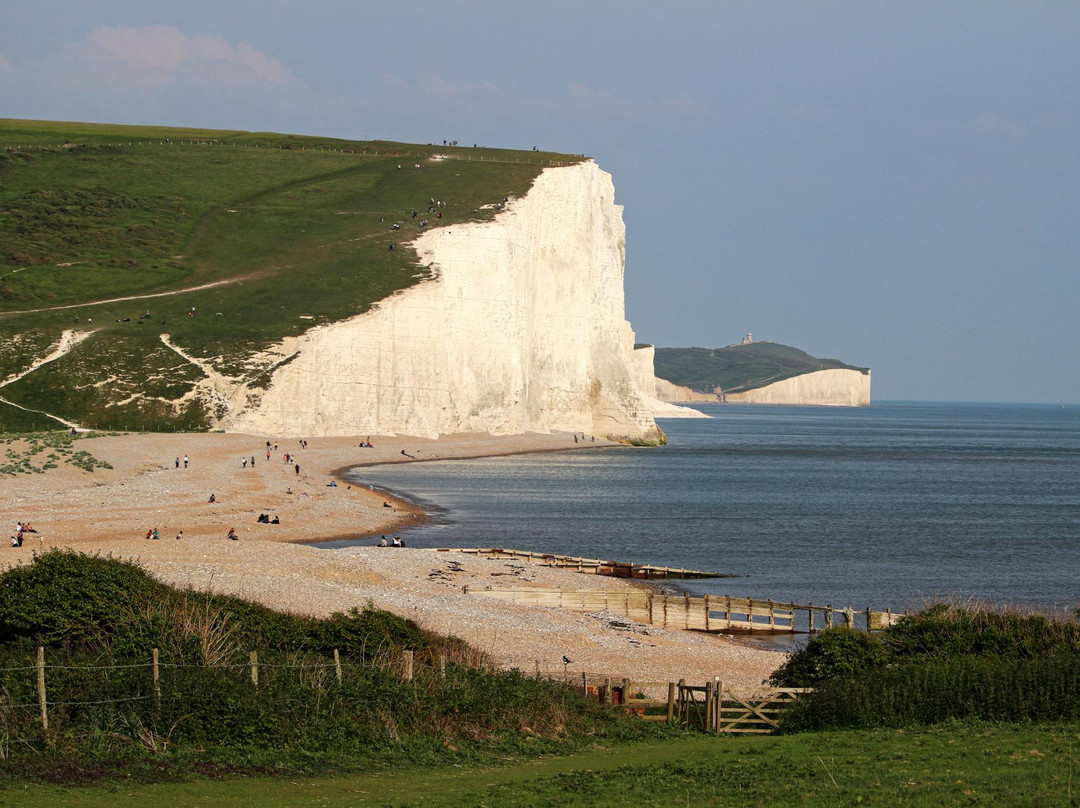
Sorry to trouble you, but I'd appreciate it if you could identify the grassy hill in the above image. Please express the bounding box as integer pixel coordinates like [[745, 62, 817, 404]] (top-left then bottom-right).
[[652, 342, 869, 394], [0, 119, 580, 431]]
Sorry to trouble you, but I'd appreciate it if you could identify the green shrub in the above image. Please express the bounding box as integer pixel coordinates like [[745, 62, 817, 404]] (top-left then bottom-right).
[[769, 628, 888, 687], [0, 550, 169, 650], [781, 654, 1080, 731], [0, 551, 655, 781], [883, 602, 1080, 662]]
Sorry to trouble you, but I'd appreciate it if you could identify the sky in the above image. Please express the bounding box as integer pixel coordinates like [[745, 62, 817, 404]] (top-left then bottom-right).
[[2, 2, 1078, 403]]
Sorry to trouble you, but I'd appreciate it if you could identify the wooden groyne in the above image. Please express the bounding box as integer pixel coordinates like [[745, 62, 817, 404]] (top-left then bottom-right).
[[438, 547, 728, 580], [465, 586, 903, 634]]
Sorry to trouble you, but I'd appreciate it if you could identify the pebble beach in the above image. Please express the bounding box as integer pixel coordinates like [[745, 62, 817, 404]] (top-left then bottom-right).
[[1, 430, 784, 687]]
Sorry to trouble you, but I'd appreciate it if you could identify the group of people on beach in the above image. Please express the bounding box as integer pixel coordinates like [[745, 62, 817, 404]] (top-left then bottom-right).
[[10, 521, 37, 547], [377, 535, 405, 547], [144, 527, 183, 540]]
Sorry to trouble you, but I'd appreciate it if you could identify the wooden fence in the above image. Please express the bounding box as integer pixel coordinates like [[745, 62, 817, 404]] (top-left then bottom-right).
[[552, 671, 807, 734], [8, 649, 804, 736], [465, 586, 904, 634], [439, 547, 725, 579], [7, 646, 421, 732]]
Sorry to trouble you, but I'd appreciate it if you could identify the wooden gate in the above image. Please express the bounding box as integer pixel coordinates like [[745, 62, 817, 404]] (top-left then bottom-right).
[[677, 680, 810, 734]]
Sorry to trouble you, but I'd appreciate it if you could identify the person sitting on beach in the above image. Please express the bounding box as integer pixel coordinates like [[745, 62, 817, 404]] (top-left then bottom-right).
[[271, 515, 280, 524], [378, 536, 388, 547], [145, 528, 153, 540], [257, 513, 269, 523], [391, 536, 403, 547], [327, 480, 337, 487], [227, 527, 238, 541], [10, 535, 19, 547], [152, 528, 160, 540], [21, 522, 36, 533], [208, 493, 216, 503]]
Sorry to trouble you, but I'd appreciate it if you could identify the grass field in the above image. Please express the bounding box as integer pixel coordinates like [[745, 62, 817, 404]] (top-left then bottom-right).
[[3, 723, 1075, 807], [0, 119, 579, 430]]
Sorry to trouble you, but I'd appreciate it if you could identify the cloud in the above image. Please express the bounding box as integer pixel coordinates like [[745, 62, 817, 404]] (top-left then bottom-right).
[[0, 53, 17, 81], [53, 25, 299, 94], [374, 70, 509, 109], [549, 82, 708, 119]]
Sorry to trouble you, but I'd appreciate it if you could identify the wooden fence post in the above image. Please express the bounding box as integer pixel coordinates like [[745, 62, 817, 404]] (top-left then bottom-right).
[[152, 648, 161, 708], [581, 671, 588, 694], [714, 678, 722, 733], [666, 682, 676, 723], [334, 649, 342, 684], [622, 677, 630, 707], [705, 680, 714, 731], [677, 678, 686, 724], [403, 650, 414, 681], [250, 650, 258, 687], [37, 646, 48, 732], [439, 652, 447, 679]]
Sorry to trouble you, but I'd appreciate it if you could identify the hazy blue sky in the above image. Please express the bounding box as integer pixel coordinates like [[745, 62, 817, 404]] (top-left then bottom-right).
[[2, 2, 1078, 402]]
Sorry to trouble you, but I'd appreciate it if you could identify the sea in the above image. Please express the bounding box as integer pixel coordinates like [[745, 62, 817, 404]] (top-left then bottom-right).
[[329, 403, 1080, 617]]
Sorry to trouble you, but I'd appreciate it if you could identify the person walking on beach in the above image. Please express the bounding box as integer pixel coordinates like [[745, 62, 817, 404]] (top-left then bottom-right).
[[183, 455, 188, 468], [175, 457, 180, 469], [295, 463, 300, 476], [242, 456, 247, 468]]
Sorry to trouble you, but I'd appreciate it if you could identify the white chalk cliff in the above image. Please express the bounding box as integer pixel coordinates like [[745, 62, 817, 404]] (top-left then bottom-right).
[[723, 369, 870, 406], [226, 161, 693, 441]]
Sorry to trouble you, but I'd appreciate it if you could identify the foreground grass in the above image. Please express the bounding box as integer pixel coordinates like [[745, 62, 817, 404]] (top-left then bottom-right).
[[3, 722, 1076, 807]]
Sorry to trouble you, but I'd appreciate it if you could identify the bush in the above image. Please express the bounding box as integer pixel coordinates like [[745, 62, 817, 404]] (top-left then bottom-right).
[[769, 628, 888, 687], [0, 550, 169, 650], [781, 654, 1080, 731], [882, 602, 1080, 663], [0, 552, 655, 781]]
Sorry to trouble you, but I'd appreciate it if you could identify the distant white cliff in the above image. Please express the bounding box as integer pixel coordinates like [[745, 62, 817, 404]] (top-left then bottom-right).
[[226, 161, 694, 441], [654, 369, 870, 407], [722, 369, 870, 406]]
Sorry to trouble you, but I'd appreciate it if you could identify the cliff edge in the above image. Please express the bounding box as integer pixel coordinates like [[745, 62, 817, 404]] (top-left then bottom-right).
[[228, 161, 683, 442]]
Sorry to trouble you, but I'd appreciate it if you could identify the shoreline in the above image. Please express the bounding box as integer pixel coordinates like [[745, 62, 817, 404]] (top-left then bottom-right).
[[0, 429, 785, 685], [325, 441, 617, 541]]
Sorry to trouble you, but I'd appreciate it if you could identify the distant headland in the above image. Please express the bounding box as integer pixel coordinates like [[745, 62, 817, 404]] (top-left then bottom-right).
[[650, 337, 871, 407]]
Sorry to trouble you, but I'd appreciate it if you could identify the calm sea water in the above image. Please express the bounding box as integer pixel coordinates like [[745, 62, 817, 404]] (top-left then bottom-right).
[[331, 403, 1080, 614]]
